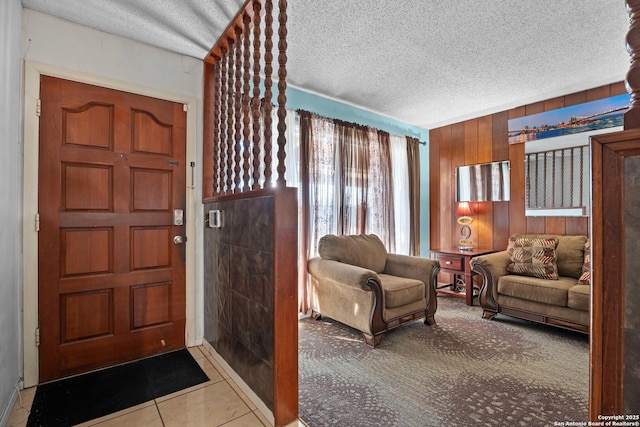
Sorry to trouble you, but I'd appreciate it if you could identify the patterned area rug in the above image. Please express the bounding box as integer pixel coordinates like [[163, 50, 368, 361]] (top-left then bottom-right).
[[298, 296, 589, 427]]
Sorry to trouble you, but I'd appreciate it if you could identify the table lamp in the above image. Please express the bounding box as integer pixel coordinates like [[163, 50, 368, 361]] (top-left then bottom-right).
[[456, 201, 474, 251]]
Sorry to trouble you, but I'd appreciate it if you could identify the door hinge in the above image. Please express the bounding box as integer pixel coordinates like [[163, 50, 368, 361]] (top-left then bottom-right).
[[35, 213, 40, 232], [183, 103, 189, 112], [36, 99, 41, 117], [35, 328, 40, 347]]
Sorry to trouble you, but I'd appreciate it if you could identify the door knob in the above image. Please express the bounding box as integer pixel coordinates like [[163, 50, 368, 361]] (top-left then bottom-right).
[[173, 235, 185, 245]]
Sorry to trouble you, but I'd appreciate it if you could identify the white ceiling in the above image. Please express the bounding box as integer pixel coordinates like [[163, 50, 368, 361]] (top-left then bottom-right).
[[21, 0, 631, 129]]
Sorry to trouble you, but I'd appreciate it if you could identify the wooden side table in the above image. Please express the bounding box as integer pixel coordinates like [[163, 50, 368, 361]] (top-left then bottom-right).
[[430, 248, 495, 305]]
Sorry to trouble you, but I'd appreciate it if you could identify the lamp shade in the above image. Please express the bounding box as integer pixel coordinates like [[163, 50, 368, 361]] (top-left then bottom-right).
[[456, 201, 474, 217]]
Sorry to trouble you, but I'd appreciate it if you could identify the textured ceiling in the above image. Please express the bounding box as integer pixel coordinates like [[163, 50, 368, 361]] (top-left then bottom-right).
[[22, 0, 630, 129]]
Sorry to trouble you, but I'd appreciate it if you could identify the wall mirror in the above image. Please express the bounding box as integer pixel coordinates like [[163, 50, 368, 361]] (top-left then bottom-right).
[[455, 160, 510, 202]]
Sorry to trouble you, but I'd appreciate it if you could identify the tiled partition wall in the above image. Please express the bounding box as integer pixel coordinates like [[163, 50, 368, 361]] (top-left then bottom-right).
[[203, 188, 298, 425]]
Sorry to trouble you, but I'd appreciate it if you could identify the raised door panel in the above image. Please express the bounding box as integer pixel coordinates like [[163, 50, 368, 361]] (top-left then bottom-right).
[[131, 227, 171, 270], [62, 164, 113, 211], [63, 103, 113, 149], [60, 228, 113, 277], [132, 109, 173, 156], [61, 290, 113, 342], [131, 283, 172, 329], [131, 169, 171, 211]]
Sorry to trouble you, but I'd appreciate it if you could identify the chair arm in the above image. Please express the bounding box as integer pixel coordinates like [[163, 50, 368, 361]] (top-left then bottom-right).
[[384, 254, 437, 282], [307, 257, 380, 292], [384, 254, 439, 320], [470, 250, 511, 311]]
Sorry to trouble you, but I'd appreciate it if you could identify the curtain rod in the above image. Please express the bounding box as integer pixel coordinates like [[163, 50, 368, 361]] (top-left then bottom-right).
[[296, 108, 427, 144]]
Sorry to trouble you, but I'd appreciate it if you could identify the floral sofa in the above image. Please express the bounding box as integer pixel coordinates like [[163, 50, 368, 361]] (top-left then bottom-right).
[[470, 234, 590, 333]]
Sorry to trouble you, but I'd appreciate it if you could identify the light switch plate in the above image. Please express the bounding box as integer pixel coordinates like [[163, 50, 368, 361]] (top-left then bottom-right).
[[208, 210, 222, 228]]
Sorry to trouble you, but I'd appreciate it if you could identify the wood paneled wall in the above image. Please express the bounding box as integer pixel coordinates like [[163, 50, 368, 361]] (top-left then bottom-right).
[[429, 82, 626, 251]]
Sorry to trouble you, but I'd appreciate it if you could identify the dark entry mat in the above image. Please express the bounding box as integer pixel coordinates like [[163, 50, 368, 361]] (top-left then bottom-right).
[[27, 348, 209, 426]]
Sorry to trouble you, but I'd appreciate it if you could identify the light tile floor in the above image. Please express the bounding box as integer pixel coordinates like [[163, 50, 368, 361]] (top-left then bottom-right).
[[7, 346, 305, 427]]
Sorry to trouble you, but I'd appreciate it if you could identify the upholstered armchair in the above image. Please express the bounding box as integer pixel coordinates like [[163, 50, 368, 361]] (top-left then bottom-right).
[[307, 234, 439, 347]]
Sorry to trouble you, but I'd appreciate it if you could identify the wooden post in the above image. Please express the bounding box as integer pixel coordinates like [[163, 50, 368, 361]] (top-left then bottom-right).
[[625, 0, 640, 129], [203, 61, 216, 199], [264, 0, 274, 185], [251, 0, 262, 189], [276, 0, 288, 185]]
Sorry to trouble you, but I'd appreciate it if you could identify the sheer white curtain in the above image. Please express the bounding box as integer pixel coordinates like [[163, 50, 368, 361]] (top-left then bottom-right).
[[390, 134, 411, 255], [307, 115, 340, 257], [365, 129, 382, 237], [366, 130, 395, 250]]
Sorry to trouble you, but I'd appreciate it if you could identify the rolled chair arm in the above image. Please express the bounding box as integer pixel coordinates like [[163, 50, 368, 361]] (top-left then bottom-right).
[[307, 257, 380, 292], [384, 254, 439, 323], [470, 251, 511, 312], [308, 257, 385, 335], [384, 254, 438, 286]]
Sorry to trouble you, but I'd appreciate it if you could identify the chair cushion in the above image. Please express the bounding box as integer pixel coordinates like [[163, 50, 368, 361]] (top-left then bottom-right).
[[568, 284, 590, 311], [497, 275, 577, 307], [578, 239, 591, 286], [318, 234, 387, 273], [507, 236, 559, 280], [378, 274, 425, 308]]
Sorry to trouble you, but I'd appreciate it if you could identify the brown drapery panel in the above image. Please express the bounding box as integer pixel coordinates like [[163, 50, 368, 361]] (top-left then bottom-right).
[[407, 137, 421, 255], [298, 111, 312, 313], [337, 121, 369, 234]]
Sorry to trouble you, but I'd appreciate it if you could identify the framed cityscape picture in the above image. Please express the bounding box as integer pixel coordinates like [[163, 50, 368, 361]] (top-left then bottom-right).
[[508, 93, 630, 145]]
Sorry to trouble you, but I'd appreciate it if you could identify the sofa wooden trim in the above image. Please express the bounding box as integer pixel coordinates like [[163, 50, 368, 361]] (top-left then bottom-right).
[[471, 243, 589, 335], [363, 263, 440, 347], [485, 306, 589, 334]]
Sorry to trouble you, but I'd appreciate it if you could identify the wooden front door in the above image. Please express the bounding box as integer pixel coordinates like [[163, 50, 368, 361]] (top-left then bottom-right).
[[38, 76, 187, 382]]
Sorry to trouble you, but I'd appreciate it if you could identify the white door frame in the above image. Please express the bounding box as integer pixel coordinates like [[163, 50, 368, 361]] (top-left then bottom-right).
[[22, 61, 198, 387]]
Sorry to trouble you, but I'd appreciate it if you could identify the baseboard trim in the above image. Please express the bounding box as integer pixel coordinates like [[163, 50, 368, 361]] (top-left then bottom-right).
[[1, 384, 20, 427], [201, 340, 274, 426]]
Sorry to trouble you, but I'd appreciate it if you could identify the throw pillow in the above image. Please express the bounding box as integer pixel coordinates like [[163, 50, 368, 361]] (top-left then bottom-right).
[[578, 239, 591, 285], [507, 236, 559, 280]]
